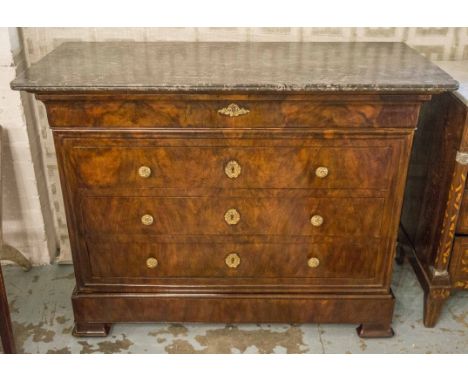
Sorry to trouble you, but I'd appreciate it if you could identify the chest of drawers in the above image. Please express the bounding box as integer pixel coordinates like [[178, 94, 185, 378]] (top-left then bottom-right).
[[399, 61, 468, 327], [11, 42, 457, 338]]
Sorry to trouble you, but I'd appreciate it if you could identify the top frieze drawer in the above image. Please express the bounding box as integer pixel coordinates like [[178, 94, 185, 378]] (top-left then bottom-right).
[[41, 96, 422, 129]]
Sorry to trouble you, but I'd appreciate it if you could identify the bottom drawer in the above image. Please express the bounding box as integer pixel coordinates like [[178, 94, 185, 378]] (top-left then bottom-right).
[[451, 237, 468, 288], [86, 240, 379, 281]]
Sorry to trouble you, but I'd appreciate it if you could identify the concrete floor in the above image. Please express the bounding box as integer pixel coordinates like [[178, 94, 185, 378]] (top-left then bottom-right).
[[1, 259, 467, 353]]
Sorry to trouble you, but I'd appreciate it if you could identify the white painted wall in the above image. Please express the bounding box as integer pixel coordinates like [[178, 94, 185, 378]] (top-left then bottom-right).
[[0, 28, 57, 265]]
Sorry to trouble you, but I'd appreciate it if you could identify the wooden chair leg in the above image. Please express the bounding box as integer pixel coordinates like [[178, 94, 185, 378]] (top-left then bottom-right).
[[0, 265, 16, 353], [423, 288, 450, 328]]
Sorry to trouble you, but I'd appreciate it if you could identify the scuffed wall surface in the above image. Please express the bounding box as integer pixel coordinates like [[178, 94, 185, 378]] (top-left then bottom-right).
[[19, 27, 468, 262]]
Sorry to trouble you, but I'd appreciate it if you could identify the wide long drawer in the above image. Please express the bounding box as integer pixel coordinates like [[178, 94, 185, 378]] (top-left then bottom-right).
[[86, 240, 380, 280], [80, 196, 385, 237], [68, 140, 394, 190]]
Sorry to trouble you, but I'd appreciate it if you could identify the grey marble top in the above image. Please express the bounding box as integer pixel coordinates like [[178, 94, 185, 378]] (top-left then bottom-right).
[[11, 42, 458, 93], [434, 60, 468, 105]]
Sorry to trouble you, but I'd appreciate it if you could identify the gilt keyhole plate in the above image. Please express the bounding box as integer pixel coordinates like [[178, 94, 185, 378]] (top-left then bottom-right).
[[224, 208, 241, 225], [225, 160, 241, 179], [225, 253, 241, 268]]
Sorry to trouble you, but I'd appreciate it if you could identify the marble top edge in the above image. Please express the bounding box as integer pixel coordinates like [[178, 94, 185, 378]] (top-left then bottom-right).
[[11, 41, 459, 93], [433, 60, 468, 104], [11, 83, 459, 93]]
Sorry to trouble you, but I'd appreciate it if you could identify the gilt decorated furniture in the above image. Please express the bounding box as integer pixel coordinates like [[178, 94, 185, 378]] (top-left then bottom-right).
[[399, 61, 468, 327], [11, 42, 457, 338]]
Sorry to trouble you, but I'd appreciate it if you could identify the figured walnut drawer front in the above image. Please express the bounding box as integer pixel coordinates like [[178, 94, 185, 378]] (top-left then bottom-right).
[[450, 237, 468, 288], [456, 193, 468, 234], [70, 145, 393, 190], [81, 196, 384, 237], [86, 240, 379, 280], [46, 99, 421, 129]]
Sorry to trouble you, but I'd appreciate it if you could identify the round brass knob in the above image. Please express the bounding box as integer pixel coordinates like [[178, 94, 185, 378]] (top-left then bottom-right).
[[307, 257, 320, 268], [141, 214, 154, 226], [146, 257, 158, 269], [315, 166, 329, 178], [138, 166, 152, 178], [225, 253, 241, 268], [224, 208, 241, 225], [225, 160, 241, 179], [310, 214, 324, 227]]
